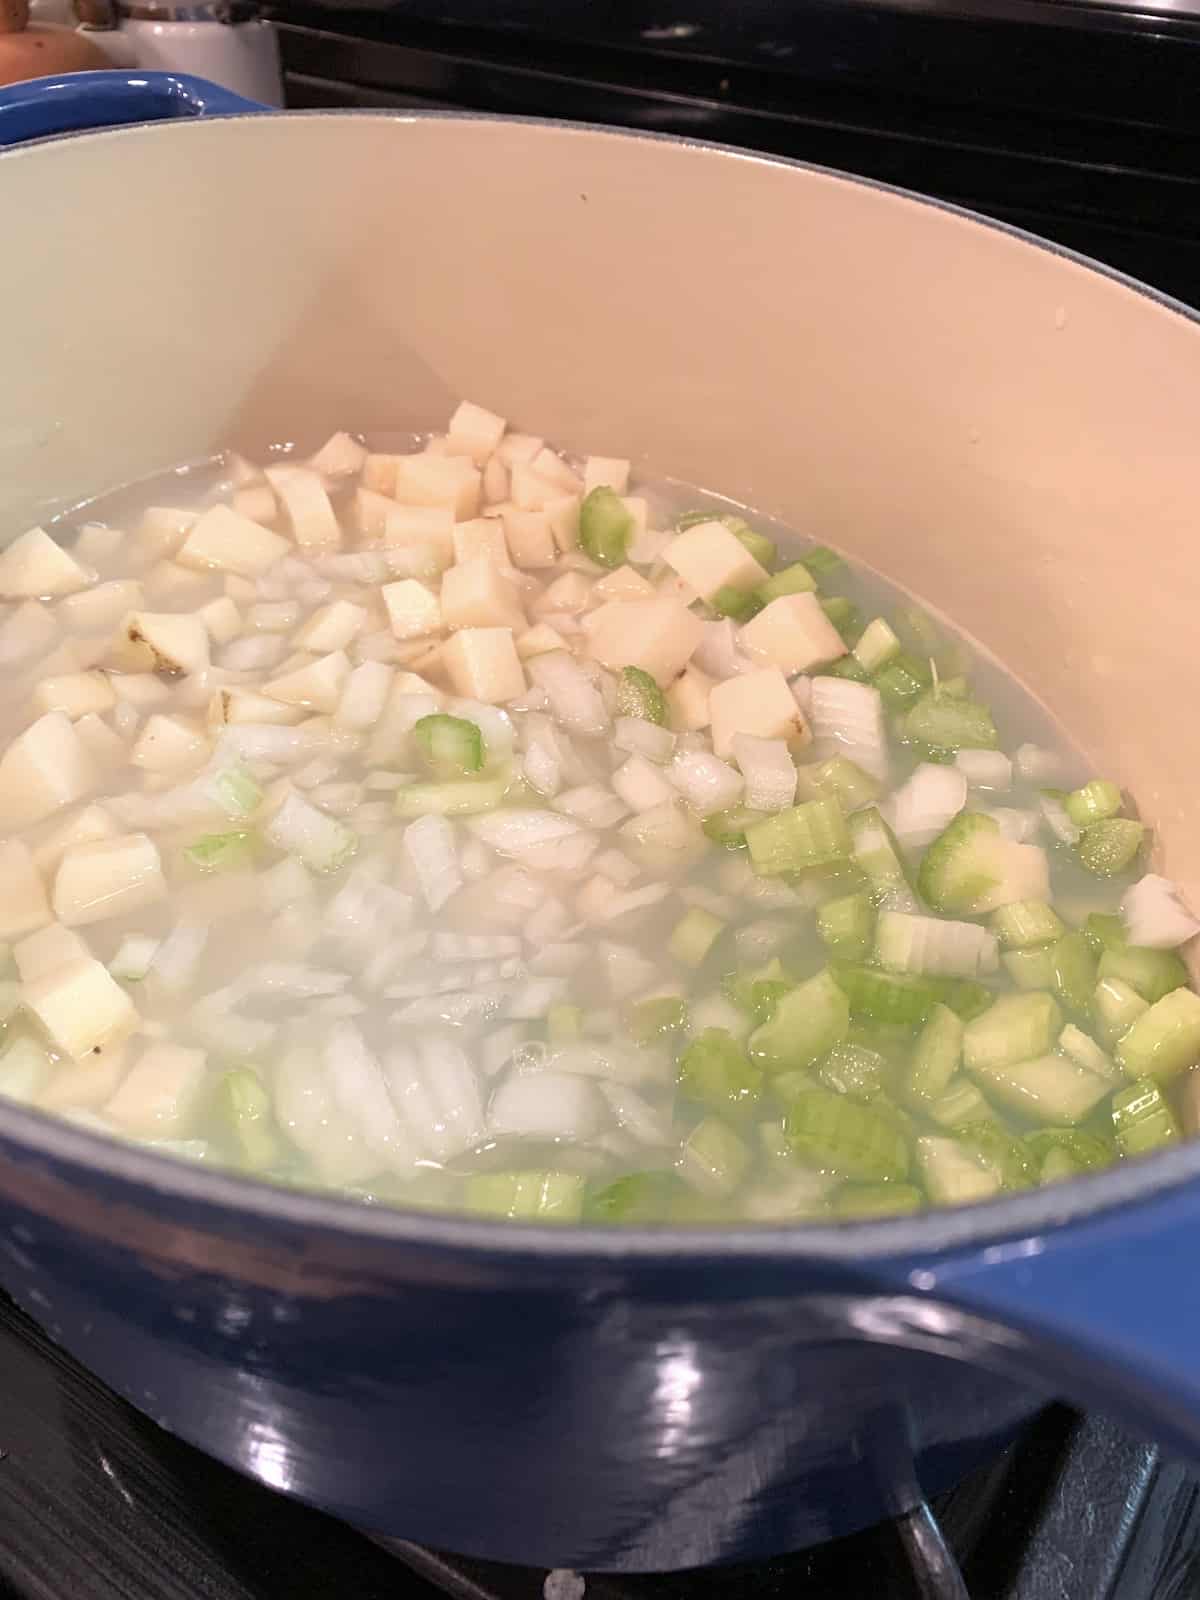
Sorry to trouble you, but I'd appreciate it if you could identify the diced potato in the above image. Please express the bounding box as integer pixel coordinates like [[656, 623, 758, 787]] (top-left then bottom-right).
[[516, 623, 569, 660], [534, 571, 593, 615], [0, 711, 99, 829], [361, 453, 404, 495], [36, 640, 89, 677], [265, 650, 351, 713], [0, 840, 52, 940], [38, 1044, 129, 1113], [441, 557, 527, 632], [510, 464, 571, 511], [59, 579, 144, 635], [0, 527, 90, 598], [137, 506, 197, 557], [442, 628, 526, 703], [53, 833, 166, 926], [31, 804, 119, 875], [585, 596, 704, 687], [482, 455, 510, 506], [352, 486, 399, 540], [394, 453, 481, 521], [73, 715, 127, 771], [231, 486, 278, 527], [621, 497, 648, 543], [739, 592, 847, 674], [226, 454, 263, 487], [708, 666, 800, 758], [663, 522, 769, 599], [32, 671, 115, 720], [334, 661, 393, 733], [142, 561, 214, 607], [130, 714, 209, 774], [265, 464, 341, 548], [177, 504, 290, 577], [496, 433, 543, 468], [224, 574, 257, 605], [452, 517, 510, 567], [0, 599, 57, 665], [308, 430, 367, 479], [381, 504, 456, 565], [584, 457, 631, 495], [667, 664, 716, 731], [24, 956, 139, 1060], [593, 565, 655, 603], [104, 1043, 206, 1137], [501, 508, 556, 568], [104, 671, 169, 708], [382, 579, 444, 640], [72, 524, 125, 566], [198, 595, 242, 646], [448, 400, 507, 464], [530, 448, 583, 497], [117, 611, 210, 679], [14, 922, 90, 982], [208, 688, 305, 728], [293, 600, 368, 653], [546, 494, 581, 552]]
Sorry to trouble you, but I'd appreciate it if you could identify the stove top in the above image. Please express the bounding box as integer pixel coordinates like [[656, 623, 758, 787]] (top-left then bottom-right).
[[1, 1292, 1198, 1600]]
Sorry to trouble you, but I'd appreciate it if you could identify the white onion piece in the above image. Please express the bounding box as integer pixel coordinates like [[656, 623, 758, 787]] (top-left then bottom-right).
[[731, 734, 796, 813], [489, 1071, 605, 1142], [668, 749, 744, 817], [528, 942, 588, 976], [875, 911, 999, 978], [612, 754, 674, 814], [1038, 792, 1081, 846], [986, 806, 1040, 843], [612, 716, 676, 765], [479, 1023, 526, 1079], [151, 921, 208, 992], [552, 784, 629, 828], [266, 790, 356, 872], [693, 618, 754, 681], [419, 1035, 486, 1156], [955, 749, 1013, 791], [402, 814, 462, 912], [886, 763, 968, 850], [1121, 874, 1200, 950], [808, 677, 889, 781], [1016, 742, 1072, 785], [390, 989, 508, 1029], [325, 1021, 418, 1169], [600, 1081, 673, 1145], [432, 932, 523, 962], [528, 651, 609, 735]]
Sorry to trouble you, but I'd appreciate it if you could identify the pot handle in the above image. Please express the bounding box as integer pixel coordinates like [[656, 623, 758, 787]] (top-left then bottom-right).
[[0, 69, 266, 147], [878, 1177, 1200, 1461]]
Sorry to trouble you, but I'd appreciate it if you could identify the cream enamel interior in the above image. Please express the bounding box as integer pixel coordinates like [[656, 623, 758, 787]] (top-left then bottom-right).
[[3, 109, 1199, 909]]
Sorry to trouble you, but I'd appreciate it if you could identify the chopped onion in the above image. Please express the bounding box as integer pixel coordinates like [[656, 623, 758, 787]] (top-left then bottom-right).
[[266, 790, 357, 872], [553, 784, 629, 828], [613, 716, 676, 765], [955, 749, 1012, 791], [150, 920, 208, 992], [402, 813, 462, 912], [809, 677, 888, 781], [418, 1034, 486, 1156], [876, 910, 999, 977], [601, 1081, 673, 1145], [668, 749, 744, 817], [325, 1022, 417, 1168], [985, 806, 1040, 843], [1038, 791, 1081, 846], [528, 651, 609, 735], [1121, 874, 1200, 950], [731, 733, 796, 813], [489, 1071, 605, 1141], [693, 618, 754, 681], [886, 762, 967, 850]]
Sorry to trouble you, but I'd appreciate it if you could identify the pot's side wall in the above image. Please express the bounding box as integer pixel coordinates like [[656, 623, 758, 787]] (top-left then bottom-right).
[[3, 115, 1197, 891]]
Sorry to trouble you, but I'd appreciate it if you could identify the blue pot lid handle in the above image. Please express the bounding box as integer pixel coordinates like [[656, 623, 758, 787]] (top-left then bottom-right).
[[0, 69, 266, 147]]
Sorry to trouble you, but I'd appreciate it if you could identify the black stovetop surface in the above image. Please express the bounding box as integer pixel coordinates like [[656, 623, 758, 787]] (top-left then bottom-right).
[[1, 1291, 1199, 1600]]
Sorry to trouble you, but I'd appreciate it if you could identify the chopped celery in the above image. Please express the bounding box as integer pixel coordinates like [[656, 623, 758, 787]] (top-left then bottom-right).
[[769, 1068, 821, 1108], [852, 617, 902, 674], [1064, 779, 1123, 827], [616, 665, 667, 726], [184, 830, 255, 873], [900, 691, 998, 751], [217, 1067, 280, 1170], [918, 810, 1046, 916], [904, 1003, 964, 1101], [817, 891, 875, 960], [1097, 943, 1188, 1005], [627, 995, 688, 1044], [819, 596, 862, 642], [415, 713, 485, 776], [464, 1170, 586, 1221], [395, 768, 513, 817], [745, 795, 851, 876], [207, 762, 262, 819], [668, 906, 725, 967], [916, 1135, 1002, 1205], [824, 654, 871, 683], [831, 962, 941, 1026], [1039, 1147, 1082, 1184], [991, 900, 1065, 950], [586, 1171, 679, 1222], [931, 978, 995, 1021], [957, 1121, 1035, 1189], [796, 859, 871, 902], [1049, 931, 1097, 1014], [547, 1004, 583, 1042], [578, 485, 633, 568], [848, 806, 916, 911], [925, 1079, 995, 1129], [873, 652, 934, 710], [702, 805, 768, 849], [749, 969, 850, 1070], [802, 544, 845, 578], [963, 991, 1062, 1072], [1003, 946, 1058, 991], [968, 1052, 1112, 1126], [678, 1028, 762, 1116], [784, 1087, 910, 1181], [683, 1116, 751, 1194], [1077, 818, 1144, 877], [1025, 1127, 1114, 1173], [1094, 975, 1150, 1045], [723, 958, 792, 1024], [1116, 987, 1200, 1083], [729, 522, 777, 570], [676, 509, 720, 530], [833, 1182, 922, 1218], [1084, 912, 1126, 954], [757, 562, 817, 601], [1112, 1079, 1180, 1157], [802, 755, 882, 812], [711, 585, 763, 623], [1058, 1024, 1120, 1082], [818, 1040, 890, 1101]]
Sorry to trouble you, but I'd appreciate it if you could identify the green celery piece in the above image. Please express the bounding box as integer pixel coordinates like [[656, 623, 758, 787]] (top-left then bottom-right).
[[900, 691, 998, 751], [784, 1087, 910, 1181], [627, 995, 688, 1044], [1057, 1023, 1120, 1082], [1064, 779, 1123, 827], [963, 991, 1062, 1072], [711, 586, 763, 623], [678, 1028, 762, 1117], [683, 1116, 751, 1195], [616, 665, 667, 725], [1097, 944, 1188, 1005], [668, 906, 724, 968], [991, 900, 1066, 950], [957, 1121, 1035, 1190], [1077, 818, 1145, 877], [1049, 931, 1098, 1014], [745, 795, 850, 876], [852, 617, 902, 674], [848, 806, 914, 909], [586, 1171, 679, 1222], [1039, 1147, 1083, 1184], [904, 1002, 964, 1102], [796, 860, 871, 902], [723, 958, 792, 1024], [916, 1135, 1003, 1206], [904, 741, 959, 767], [728, 521, 776, 569], [818, 1040, 890, 1101], [924, 1078, 995, 1130], [769, 1068, 821, 1109], [1025, 1126, 1114, 1173], [801, 755, 882, 812], [802, 545, 845, 578], [831, 962, 941, 1027], [1112, 1079, 1181, 1156], [833, 1182, 923, 1218], [967, 1053, 1112, 1126], [184, 830, 255, 873], [395, 768, 513, 817], [757, 562, 817, 602], [464, 1170, 586, 1221], [749, 969, 850, 1071], [547, 1004, 583, 1043], [936, 675, 971, 699], [1083, 912, 1126, 954], [218, 1068, 280, 1170], [1116, 987, 1200, 1083], [930, 978, 995, 1021], [208, 762, 262, 819], [819, 596, 862, 643], [702, 805, 767, 849], [1003, 946, 1059, 991], [917, 810, 1020, 915], [1094, 975, 1150, 1046], [817, 891, 875, 959], [414, 713, 485, 776], [579, 485, 633, 567], [676, 509, 721, 530], [873, 651, 934, 710], [824, 654, 871, 683]]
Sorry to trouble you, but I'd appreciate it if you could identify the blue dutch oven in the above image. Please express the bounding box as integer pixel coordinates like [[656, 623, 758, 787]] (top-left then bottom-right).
[[0, 68, 1199, 1572]]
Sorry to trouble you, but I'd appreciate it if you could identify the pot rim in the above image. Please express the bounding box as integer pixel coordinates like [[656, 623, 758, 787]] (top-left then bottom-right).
[[3, 105, 1199, 1264]]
